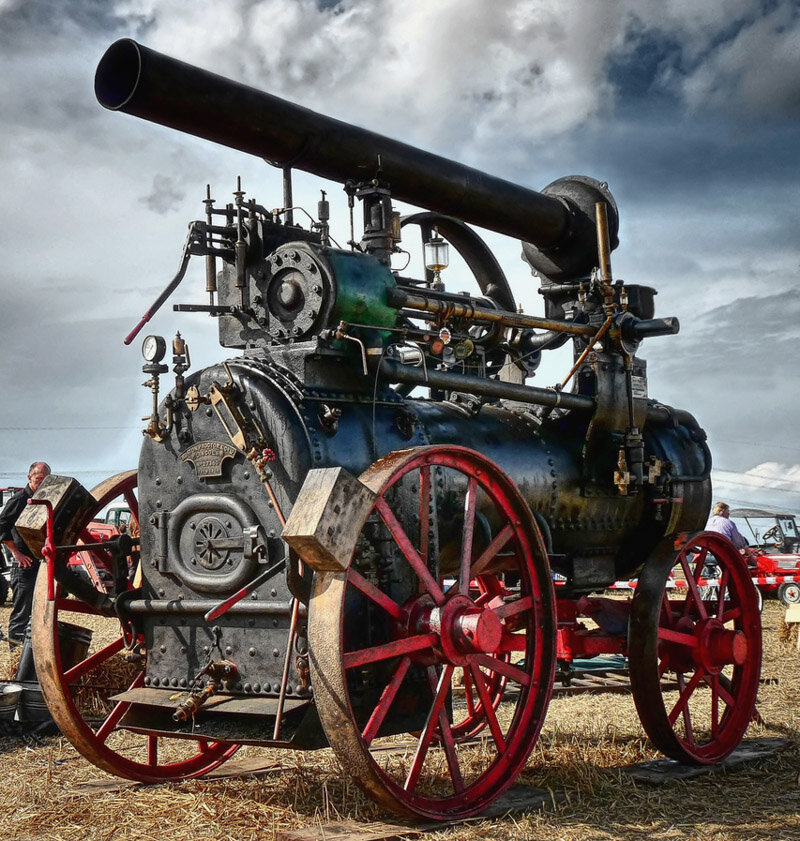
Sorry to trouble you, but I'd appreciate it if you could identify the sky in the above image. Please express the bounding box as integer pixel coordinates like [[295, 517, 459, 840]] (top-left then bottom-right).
[[0, 0, 798, 516]]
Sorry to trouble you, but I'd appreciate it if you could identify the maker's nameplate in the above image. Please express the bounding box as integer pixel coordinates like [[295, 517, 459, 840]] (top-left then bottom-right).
[[181, 441, 238, 478]]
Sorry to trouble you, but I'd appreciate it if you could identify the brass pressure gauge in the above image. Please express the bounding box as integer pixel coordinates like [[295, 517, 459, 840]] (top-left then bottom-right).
[[142, 334, 167, 364]]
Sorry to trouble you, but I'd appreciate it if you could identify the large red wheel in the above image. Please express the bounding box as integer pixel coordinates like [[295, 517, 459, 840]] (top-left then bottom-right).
[[32, 471, 239, 782], [629, 531, 762, 764], [308, 446, 556, 820]]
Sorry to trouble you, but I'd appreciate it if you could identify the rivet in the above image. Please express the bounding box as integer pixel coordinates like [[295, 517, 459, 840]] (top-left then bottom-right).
[[249, 647, 256, 656]]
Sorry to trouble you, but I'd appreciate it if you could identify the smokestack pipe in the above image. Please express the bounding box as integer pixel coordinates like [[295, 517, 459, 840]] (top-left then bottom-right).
[[95, 39, 616, 278]]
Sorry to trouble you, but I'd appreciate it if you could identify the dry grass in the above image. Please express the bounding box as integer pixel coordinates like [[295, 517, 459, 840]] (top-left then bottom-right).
[[1, 599, 799, 841]]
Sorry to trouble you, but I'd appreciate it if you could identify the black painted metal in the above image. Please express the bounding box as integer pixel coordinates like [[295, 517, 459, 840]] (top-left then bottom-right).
[[95, 38, 613, 275]]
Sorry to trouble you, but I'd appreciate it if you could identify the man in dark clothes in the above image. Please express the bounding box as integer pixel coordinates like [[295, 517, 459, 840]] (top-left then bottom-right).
[[0, 462, 51, 645]]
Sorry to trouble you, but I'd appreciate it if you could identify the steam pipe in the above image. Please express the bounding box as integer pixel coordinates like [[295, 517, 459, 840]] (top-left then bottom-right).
[[95, 39, 613, 273]]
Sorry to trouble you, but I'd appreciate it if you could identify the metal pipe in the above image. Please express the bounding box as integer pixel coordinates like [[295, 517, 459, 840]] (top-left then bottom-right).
[[96, 39, 583, 251], [122, 599, 305, 616], [378, 357, 595, 412], [389, 287, 597, 337]]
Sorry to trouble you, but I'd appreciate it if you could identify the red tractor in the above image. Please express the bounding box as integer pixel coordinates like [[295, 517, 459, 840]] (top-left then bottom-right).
[[730, 508, 800, 605]]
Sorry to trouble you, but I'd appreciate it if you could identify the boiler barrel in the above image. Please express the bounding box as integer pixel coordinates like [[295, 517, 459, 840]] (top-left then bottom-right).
[[95, 39, 604, 261]]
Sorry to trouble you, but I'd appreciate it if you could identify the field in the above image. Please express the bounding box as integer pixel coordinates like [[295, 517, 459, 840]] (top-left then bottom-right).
[[1, 597, 799, 841]]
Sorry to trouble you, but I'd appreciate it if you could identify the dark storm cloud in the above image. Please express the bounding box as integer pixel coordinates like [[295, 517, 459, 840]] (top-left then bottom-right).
[[0, 0, 125, 46]]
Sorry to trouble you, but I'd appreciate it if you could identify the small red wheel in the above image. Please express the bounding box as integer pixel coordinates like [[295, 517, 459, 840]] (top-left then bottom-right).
[[32, 471, 239, 782], [308, 446, 556, 820], [629, 531, 762, 764]]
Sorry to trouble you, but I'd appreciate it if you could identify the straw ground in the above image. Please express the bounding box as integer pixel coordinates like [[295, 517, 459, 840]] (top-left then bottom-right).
[[1, 597, 799, 841]]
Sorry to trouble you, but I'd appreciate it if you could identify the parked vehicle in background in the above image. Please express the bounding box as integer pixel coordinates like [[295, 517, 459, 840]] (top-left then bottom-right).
[[67, 505, 136, 589], [730, 508, 800, 605]]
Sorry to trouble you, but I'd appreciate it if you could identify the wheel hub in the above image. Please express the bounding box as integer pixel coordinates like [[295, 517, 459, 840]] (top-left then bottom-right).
[[697, 618, 747, 674], [413, 594, 504, 665]]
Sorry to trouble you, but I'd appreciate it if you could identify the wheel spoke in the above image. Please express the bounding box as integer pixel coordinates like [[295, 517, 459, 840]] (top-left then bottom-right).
[[721, 606, 742, 624], [404, 664, 455, 792], [469, 660, 506, 751], [674, 672, 696, 744], [473, 653, 530, 686], [418, 466, 431, 566], [347, 569, 404, 621], [710, 674, 720, 737], [463, 668, 477, 716], [431, 669, 464, 794], [458, 478, 478, 595], [660, 592, 675, 629], [657, 627, 698, 648], [362, 656, 412, 746], [375, 497, 445, 605], [497, 633, 526, 653], [716, 568, 730, 616], [55, 597, 103, 616], [470, 524, 513, 578], [702, 672, 737, 708], [492, 595, 532, 621], [668, 668, 704, 726], [147, 734, 158, 766], [123, 488, 138, 519], [96, 671, 145, 743], [680, 553, 708, 620], [63, 636, 126, 684], [344, 632, 438, 669]]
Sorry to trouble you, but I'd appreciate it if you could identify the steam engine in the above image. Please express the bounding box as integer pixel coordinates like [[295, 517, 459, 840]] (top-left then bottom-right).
[[28, 39, 762, 824]]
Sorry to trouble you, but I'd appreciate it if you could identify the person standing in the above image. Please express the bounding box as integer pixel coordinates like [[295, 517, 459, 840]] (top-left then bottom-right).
[[0, 462, 51, 646], [705, 501, 749, 550]]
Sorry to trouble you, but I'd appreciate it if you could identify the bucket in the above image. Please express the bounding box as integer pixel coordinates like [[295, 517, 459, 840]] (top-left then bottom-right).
[[17, 681, 50, 723], [0, 682, 22, 721], [14, 622, 93, 724], [57, 621, 93, 670], [15, 621, 93, 683]]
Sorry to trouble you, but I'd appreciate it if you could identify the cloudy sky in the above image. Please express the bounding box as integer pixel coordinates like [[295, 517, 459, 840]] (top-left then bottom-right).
[[1, 0, 798, 517]]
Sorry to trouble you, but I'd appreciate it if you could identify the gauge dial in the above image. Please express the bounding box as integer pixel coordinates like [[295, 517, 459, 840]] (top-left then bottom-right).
[[142, 334, 167, 363]]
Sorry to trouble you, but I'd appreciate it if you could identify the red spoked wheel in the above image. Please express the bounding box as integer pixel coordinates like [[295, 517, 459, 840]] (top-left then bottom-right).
[[629, 531, 762, 764], [308, 446, 556, 820], [32, 471, 239, 782]]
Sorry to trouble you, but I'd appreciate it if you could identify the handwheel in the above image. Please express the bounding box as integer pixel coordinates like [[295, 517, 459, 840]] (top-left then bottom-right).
[[629, 531, 762, 764], [308, 446, 556, 820], [32, 470, 239, 782]]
